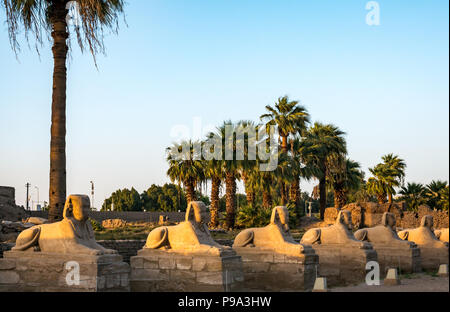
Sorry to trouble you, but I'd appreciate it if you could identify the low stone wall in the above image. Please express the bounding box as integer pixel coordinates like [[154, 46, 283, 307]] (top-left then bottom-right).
[[0, 252, 130, 292], [324, 203, 449, 230], [97, 240, 145, 263], [29, 211, 187, 223], [130, 249, 244, 292], [233, 248, 318, 291], [0, 187, 15, 205]]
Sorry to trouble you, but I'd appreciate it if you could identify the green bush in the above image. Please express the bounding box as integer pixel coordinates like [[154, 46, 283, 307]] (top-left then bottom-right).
[[90, 218, 104, 231], [235, 204, 272, 229]]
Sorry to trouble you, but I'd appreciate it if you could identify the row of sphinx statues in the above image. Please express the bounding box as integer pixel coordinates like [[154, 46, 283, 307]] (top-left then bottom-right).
[[11, 194, 449, 257]]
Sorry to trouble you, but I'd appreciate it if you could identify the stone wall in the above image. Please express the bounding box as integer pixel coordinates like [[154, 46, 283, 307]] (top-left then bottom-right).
[[130, 249, 244, 292], [234, 248, 318, 291], [0, 252, 130, 292], [0, 186, 27, 221], [97, 240, 146, 263], [29, 211, 187, 223], [324, 202, 449, 230], [0, 187, 15, 205]]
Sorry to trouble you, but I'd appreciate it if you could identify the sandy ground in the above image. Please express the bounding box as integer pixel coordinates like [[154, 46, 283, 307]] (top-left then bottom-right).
[[331, 273, 449, 292]]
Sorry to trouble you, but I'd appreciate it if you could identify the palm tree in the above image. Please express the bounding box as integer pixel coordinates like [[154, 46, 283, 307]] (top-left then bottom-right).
[[203, 156, 223, 228], [327, 157, 364, 209], [216, 121, 243, 229], [437, 186, 449, 211], [424, 180, 448, 209], [399, 182, 426, 211], [367, 154, 406, 205], [381, 154, 406, 204], [260, 96, 310, 153], [289, 136, 317, 207], [302, 122, 347, 219], [367, 164, 394, 204], [2, 1, 125, 221], [166, 141, 205, 204], [260, 96, 310, 203]]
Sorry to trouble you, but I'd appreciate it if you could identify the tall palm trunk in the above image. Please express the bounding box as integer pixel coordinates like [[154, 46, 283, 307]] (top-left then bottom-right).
[[289, 177, 300, 206], [319, 177, 327, 220], [262, 191, 272, 209], [279, 134, 289, 206], [242, 173, 254, 207], [334, 187, 347, 210], [209, 176, 221, 228], [48, 2, 69, 222], [225, 172, 236, 229], [280, 134, 288, 153], [280, 184, 288, 205], [388, 193, 393, 204], [185, 178, 197, 204]]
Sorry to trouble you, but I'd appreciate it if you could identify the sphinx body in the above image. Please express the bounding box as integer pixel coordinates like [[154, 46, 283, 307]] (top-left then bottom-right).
[[131, 202, 243, 291], [233, 206, 310, 256], [398, 215, 448, 249], [232, 206, 317, 291], [144, 201, 226, 255], [434, 228, 449, 243], [355, 212, 421, 274], [355, 212, 416, 247], [12, 195, 117, 255], [300, 210, 376, 286], [301, 210, 370, 249], [398, 215, 448, 271]]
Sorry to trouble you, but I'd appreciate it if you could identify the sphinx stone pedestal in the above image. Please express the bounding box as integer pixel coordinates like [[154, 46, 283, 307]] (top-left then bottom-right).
[[418, 247, 449, 271], [130, 248, 244, 292], [370, 244, 421, 275], [312, 245, 377, 287], [233, 247, 318, 292], [0, 251, 130, 292]]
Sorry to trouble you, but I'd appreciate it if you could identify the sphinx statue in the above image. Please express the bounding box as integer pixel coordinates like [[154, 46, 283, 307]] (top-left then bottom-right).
[[233, 206, 310, 255], [434, 228, 449, 243], [354, 212, 416, 247], [12, 195, 117, 255], [144, 201, 226, 255], [398, 215, 449, 248], [301, 210, 370, 249]]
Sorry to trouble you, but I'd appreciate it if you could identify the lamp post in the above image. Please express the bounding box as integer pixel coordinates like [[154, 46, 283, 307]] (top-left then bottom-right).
[[90, 181, 95, 210]]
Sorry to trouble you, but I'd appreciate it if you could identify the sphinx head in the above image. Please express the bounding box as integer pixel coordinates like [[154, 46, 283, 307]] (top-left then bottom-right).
[[382, 212, 396, 229], [186, 201, 208, 225], [271, 206, 290, 232], [336, 210, 353, 230], [420, 215, 434, 229], [63, 195, 91, 222]]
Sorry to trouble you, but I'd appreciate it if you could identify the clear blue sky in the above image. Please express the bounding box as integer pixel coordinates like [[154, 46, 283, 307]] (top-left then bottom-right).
[[1, 0, 448, 208]]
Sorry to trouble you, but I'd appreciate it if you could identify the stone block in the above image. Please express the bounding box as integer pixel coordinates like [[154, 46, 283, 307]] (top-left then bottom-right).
[[370, 244, 421, 275], [130, 249, 243, 292], [0, 251, 130, 292], [384, 268, 401, 286], [234, 247, 318, 292], [419, 247, 449, 271], [312, 277, 328, 292], [438, 264, 449, 277], [312, 245, 377, 287]]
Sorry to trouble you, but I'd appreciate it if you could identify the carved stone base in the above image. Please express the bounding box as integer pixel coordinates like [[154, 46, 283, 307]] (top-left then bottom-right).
[[233, 247, 319, 292], [0, 251, 130, 292], [311, 245, 378, 287], [370, 244, 421, 275], [130, 248, 244, 292], [418, 247, 449, 271]]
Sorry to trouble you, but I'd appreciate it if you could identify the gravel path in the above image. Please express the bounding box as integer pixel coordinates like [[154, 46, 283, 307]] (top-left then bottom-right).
[[331, 274, 449, 292]]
